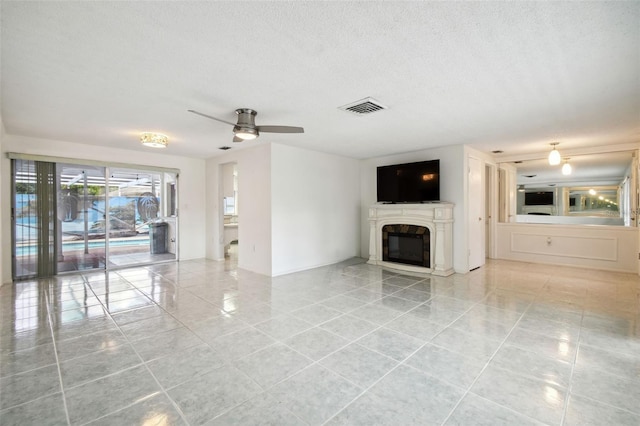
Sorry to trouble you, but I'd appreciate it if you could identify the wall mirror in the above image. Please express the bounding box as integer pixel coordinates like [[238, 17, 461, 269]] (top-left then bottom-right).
[[499, 150, 637, 226]]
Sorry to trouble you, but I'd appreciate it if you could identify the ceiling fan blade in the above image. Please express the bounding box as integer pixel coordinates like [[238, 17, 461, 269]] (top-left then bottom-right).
[[257, 125, 304, 134], [233, 136, 243, 143], [187, 110, 236, 126]]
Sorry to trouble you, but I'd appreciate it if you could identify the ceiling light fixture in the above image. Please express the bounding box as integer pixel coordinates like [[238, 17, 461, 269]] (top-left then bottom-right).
[[548, 143, 561, 165], [518, 185, 525, 192], [140, 132, 168, 148], [562, 158, 572, 175], [589, 189, 597, 195]]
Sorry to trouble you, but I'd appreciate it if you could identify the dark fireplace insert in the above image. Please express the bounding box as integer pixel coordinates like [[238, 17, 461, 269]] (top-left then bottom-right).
[[382, 224, 430, 268]]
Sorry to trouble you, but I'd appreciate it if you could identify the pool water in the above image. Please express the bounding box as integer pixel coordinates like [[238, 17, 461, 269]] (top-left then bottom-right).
[[16, 238, 149, 257]]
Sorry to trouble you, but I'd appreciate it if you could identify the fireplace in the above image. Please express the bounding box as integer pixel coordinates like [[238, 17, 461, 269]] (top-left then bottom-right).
[[368, 203, 454, 276], [382, 225, 430, 268]]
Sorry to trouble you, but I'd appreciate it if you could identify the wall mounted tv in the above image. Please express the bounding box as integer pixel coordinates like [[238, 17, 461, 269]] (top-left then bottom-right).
[[377, 159, 440, 203], [524, 191, 554, 205]]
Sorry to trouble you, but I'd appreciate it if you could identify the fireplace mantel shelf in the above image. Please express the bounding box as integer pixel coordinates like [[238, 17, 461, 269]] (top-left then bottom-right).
[[367, 202, 454, 276]]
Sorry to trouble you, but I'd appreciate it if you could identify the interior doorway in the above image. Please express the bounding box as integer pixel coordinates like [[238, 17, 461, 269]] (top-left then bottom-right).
[[221, 162, 238, 263]]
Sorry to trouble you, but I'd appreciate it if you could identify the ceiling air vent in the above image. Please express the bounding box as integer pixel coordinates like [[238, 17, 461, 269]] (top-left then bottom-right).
[[339, 97, 387, 115], [219, 146, 232, 150]]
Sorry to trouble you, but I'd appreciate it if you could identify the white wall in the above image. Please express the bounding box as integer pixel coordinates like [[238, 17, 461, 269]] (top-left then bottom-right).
[[206, 143, 360, 277], [206, 143, 272, 276], [271, 143, 360, 276], [0, 116, 4, 285], [1, 134, 206, 283], [360, 144, 468, 273], [222, 163, 235, 200]]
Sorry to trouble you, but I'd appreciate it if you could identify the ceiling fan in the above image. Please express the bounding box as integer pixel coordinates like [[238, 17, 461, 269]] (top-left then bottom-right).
[[188, 108, 304, 142]]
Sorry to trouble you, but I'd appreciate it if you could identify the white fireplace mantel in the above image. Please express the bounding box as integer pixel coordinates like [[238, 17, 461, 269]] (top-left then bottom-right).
[[368, 203, 454, 276]]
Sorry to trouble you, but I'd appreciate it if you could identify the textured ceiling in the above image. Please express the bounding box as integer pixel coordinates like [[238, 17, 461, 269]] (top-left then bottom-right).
[[1, 1, 639, 160]]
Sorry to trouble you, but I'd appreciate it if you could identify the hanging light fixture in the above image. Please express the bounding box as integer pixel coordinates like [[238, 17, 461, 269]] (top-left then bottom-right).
[[140, 132, 168, 148], [548, 143, 561, 165], [562, 158, 572, 175]]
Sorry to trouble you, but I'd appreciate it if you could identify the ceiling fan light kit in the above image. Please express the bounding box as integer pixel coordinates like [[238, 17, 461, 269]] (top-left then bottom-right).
[[188, 108, 304, 143], [234, 127, 258, 140]]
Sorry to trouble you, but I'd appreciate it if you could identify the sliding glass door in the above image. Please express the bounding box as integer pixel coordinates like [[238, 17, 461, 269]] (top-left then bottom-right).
[[107, 168, 176, 268], [57, 163, 106, 273], [11, 157, 179, 280]]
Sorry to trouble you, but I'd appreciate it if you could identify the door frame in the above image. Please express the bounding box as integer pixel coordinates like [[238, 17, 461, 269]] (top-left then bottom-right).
[[467, 156, 485, 270], [485, 162, 498, 259]]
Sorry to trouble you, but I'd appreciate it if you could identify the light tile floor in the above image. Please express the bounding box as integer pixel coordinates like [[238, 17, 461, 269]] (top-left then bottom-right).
[[1, 257, 639, 425]]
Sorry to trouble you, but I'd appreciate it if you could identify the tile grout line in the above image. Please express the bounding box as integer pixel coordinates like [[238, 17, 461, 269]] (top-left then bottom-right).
[[203, 277, 437, 425], [331, 274, 525, 420], [559, 303, 585, 426], [121, 268, 315, 425], [43, 281, 72, 426], [437, 292, 537, 426], [197, 265, 391, 421], [436, 274, 589, 425], [153, 271, 314, 425], [82, 273, 194, 426], [394, 287, 520, 425], [320, 286, 488, 424]]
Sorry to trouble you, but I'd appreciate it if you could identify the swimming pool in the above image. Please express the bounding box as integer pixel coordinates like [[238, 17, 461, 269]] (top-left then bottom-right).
[[15, 238, 150, 257]]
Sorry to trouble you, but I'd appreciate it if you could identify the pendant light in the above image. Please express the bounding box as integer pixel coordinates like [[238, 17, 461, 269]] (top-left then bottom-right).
[[562, 158, 572, 175], [548, 143, 561, 165]]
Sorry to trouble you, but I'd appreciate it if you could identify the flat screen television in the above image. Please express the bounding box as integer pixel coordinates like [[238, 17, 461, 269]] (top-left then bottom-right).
[[377, 160, 440, 203], [524, 191, 554, 205]]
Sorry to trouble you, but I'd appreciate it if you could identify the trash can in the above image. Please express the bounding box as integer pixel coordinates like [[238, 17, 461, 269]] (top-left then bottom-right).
[[149, 222, 168, 254]]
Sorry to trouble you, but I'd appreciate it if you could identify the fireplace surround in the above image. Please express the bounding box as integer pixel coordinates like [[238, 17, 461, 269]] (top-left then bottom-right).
[[368, 203, 454, 276]]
